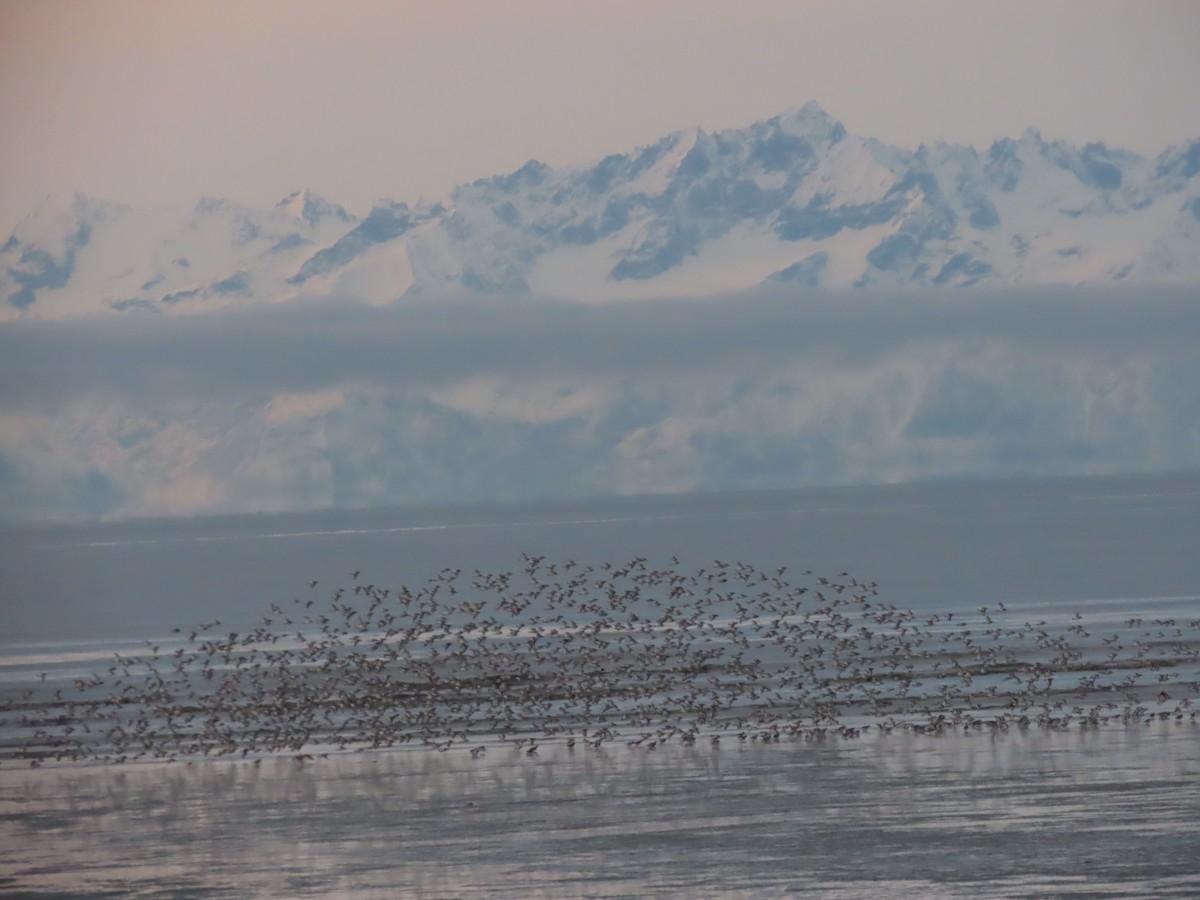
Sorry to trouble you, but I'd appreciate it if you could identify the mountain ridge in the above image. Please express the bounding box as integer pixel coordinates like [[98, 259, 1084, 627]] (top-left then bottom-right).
[[3, 100, 1198, 320]]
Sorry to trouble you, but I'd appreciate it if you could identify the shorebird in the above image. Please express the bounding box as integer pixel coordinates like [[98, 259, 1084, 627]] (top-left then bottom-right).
[[10, 553, 1199, 766]]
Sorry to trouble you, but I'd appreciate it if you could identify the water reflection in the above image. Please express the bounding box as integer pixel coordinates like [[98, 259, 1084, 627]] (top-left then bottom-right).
[[3, 724, 1198, 897]]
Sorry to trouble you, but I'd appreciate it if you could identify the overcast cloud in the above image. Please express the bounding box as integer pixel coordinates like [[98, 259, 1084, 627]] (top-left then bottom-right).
[[3, 287, 1198, 521], [3, 286, 1198, 412]]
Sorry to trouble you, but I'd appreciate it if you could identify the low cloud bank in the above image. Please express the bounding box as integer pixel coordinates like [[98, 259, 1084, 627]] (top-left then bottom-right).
[[2, 286, 1197, 410], [1, 286, 1197, 521]]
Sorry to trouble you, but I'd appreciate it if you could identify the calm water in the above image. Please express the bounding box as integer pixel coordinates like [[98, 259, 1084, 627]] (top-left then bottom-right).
[[4, 472, 1199, 648], [2, 726, 1198, 898], [2, 473, 1199, 896]]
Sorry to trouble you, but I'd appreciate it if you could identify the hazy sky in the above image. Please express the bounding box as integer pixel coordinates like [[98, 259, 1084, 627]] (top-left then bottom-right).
[[2, 0, 1198, 236]]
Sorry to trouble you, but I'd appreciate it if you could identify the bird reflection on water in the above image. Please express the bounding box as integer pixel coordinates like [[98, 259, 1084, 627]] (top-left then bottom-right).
[[3, 726, 1198, 898], [4, 554, 1199, 765]]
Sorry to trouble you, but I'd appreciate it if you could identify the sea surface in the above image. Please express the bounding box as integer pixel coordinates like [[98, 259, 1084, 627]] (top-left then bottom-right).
[[2, 472, 1199, 896]]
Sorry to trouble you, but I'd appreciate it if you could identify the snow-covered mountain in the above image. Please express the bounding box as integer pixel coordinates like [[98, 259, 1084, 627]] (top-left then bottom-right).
[[3, 102, 1198, 319], [3, 103, 1199, 523]]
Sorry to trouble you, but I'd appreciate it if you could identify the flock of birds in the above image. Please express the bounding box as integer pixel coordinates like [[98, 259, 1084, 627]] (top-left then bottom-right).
[[5, 554, 1199, 765]]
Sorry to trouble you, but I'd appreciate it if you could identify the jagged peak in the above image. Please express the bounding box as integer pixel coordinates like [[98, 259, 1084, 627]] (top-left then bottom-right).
[[365, 197, 411, 215], [988, 127, 1051, 156], [276, 189, 352, 225], [1154, 138, 1200, 182], [1003, 127, 1113, 161], [670, 123, 706, 142], [467, 158, 554, 195], [775, 99, 838, 125], [753, 101, 846, 143], [629, 126, 705, 167], [666, 123, 709, 152]]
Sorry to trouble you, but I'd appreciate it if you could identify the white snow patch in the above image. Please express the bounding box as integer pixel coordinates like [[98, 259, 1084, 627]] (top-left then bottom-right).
[[790, 137, 901, 208], [325, 239, 415, 305], [527, 218, 905, 301]]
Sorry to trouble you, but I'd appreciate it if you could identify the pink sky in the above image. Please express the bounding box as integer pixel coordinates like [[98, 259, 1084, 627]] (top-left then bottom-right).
[[2, 0, 1198, 232]]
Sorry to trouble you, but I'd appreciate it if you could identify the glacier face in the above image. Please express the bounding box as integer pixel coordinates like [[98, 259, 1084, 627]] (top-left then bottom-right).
[[3, 102, 1198, 319]]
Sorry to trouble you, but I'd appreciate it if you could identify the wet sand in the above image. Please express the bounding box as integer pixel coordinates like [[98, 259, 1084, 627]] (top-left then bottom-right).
[[3, 723, 1198, 898]]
